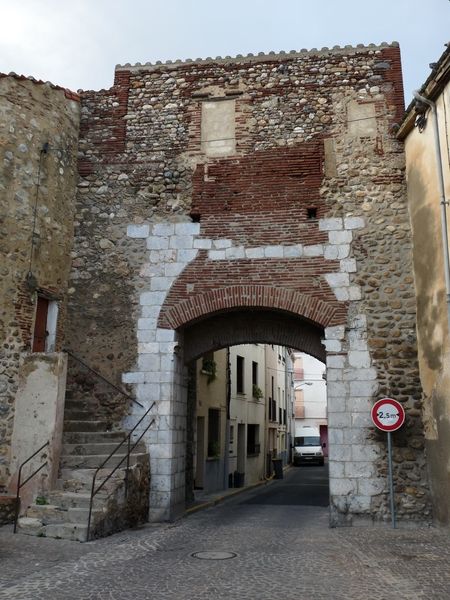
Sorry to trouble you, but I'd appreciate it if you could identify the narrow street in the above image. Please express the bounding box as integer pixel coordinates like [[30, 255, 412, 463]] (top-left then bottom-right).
[[1, 467, 449, 600]]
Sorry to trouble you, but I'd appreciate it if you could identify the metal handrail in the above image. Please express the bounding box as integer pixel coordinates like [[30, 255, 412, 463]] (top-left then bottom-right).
[[86, 402, 156, 542], [65, 349, 143, 408], [13, 440, 50, 533]]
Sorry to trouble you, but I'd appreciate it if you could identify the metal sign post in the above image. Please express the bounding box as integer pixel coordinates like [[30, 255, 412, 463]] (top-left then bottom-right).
[[371, 398, 406, 529]]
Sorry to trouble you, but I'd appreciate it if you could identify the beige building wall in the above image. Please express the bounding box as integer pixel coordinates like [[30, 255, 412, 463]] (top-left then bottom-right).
[[229, 344, 266, 486], [400, 75, 450, 524]]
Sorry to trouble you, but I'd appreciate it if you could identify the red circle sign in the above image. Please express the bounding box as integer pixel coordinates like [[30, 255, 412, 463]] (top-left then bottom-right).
[[371, 398, 405, 432]]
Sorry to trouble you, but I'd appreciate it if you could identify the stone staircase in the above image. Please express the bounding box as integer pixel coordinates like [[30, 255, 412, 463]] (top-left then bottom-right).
[[17, 390, 150, 542]]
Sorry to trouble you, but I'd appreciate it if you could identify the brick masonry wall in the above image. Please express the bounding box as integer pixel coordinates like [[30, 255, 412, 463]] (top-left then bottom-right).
[[0, 76, 80, 491], [68, 43, 431, 523]]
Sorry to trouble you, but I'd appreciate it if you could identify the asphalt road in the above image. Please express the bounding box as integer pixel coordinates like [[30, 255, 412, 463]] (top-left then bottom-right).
[[244, 463, 329, 507]]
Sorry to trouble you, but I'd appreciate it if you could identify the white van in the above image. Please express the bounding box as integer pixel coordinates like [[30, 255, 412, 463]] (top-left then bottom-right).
[[293, 426, 324, 466]]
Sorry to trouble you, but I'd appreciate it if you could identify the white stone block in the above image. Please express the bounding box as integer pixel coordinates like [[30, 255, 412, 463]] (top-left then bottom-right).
[[122, 371, 145, 384], [264, 245, 284, 258], [283, 244, 303, 258], [329, 477, 357, 495], [138, 318, 157, 330], [138, 354, 161, 372], [136, 383, 161, 402], [326, 368, 343, 382], [147, 236, 169, 250], [161, 354, 174, 371], [175, 222, 200, 236], [209, 250, 226, 260], [344, 216, 365, 230], [177, 249, 198, 262], [348, 495, 371, 512], [137, 330, 156, 342], [328, 412, 351, 427], [346, 397, 372, 413], [328, 396, 346, 412], [150, 276, 173, 291], [140, 291, 166, 306], [325, 273, 350, 287], [357, 478, 385, 495], [352, 444, 381, 461], [328, 429, 343, 444], [345, 461, 375, 478], [327, 381, 348, 397], [325, 325, 345, 340], [329, 230, 352, 244], [322, 339, 342, 352], [193, 239, 212, 249], [348, 339, 368, 352], [349, 313, 367, 330], [159, 342, 178, 354], [226, 246, 245, 259], [334, 287, 350, 301], [344, 368, 377, 381], [165, 262, 185, 277], [340, 258, 357, 273], [141, 305, 161, 318], [328, 460, 345, 478], [319, 217, 343, 231], [138, 342, 160, 354], [245, 247, 265, 259], [213, 239, 232, 249], [348, 351, 371, 369], [127, 224, 149, 238], [303, 244, 323, 257], [352, 413, 373, 427], [156, 329, 176, 342], [324, 245, 339, 260], [170, 236, 194, 250], [327, 355, 345, 369], [153, 223, 174, 236], [350, 380, 379, 397]]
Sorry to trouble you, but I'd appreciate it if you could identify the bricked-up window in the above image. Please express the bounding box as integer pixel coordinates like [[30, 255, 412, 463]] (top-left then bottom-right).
[[201, 99, 236, 157], [207, 409, 220, 458], [32, 296, 58, 352], [236, 355, 244, 394], [247, 424, 260, 455]]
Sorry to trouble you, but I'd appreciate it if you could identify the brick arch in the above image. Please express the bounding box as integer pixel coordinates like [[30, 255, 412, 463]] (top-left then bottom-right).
[[182, 309, 326, 364], [159, 285, 344, 330]]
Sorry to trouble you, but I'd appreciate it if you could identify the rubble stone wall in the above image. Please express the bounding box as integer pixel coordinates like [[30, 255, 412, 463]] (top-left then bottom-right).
[[68, 44, 431, 523], [0, 76, 80, 491]]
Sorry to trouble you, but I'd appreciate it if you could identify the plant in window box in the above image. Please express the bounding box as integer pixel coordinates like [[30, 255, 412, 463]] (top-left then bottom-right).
[[252, 384, 263, 400], [201, 359, 217, 384]]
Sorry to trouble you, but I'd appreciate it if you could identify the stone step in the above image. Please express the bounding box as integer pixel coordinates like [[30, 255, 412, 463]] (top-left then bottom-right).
[[45, 522, 88, 542], [60, 452, 146, 469], [26, 504, 66, 524], [63, 431, 126, 444], [58, 468, 127, 492], [64, 420, 112, 432], [62, 441, 147, 456], [64, 409, 99, 421], [47, 491, 107, 510]]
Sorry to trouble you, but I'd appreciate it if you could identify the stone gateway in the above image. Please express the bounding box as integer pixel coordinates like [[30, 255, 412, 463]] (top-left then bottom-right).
[[0, 43, 432, 531]]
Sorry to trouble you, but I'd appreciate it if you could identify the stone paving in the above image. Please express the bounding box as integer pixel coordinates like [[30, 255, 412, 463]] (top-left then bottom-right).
[[0, 472, 449, 600]]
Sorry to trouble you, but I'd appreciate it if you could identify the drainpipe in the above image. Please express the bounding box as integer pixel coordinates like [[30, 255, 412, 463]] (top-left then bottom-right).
[[413, 91, 450, 338]]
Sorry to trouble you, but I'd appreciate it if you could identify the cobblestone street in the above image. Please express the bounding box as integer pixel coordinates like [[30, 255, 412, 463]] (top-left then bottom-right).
[[1, 468, 449, 600]]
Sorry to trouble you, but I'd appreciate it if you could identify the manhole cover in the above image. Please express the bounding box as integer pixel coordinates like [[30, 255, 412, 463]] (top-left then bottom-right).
[[191, 551, 237, 560]]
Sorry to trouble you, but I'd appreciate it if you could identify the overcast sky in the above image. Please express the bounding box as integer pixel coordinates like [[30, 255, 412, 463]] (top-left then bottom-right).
[[0, 0, 448, 105]]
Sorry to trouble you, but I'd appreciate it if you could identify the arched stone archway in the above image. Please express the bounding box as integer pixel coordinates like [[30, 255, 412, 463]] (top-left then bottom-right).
[[181, 308, 325, 364]]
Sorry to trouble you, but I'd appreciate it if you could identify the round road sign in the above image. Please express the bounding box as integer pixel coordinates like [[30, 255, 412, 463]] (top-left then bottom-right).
[[371, 398, 405, 432]]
